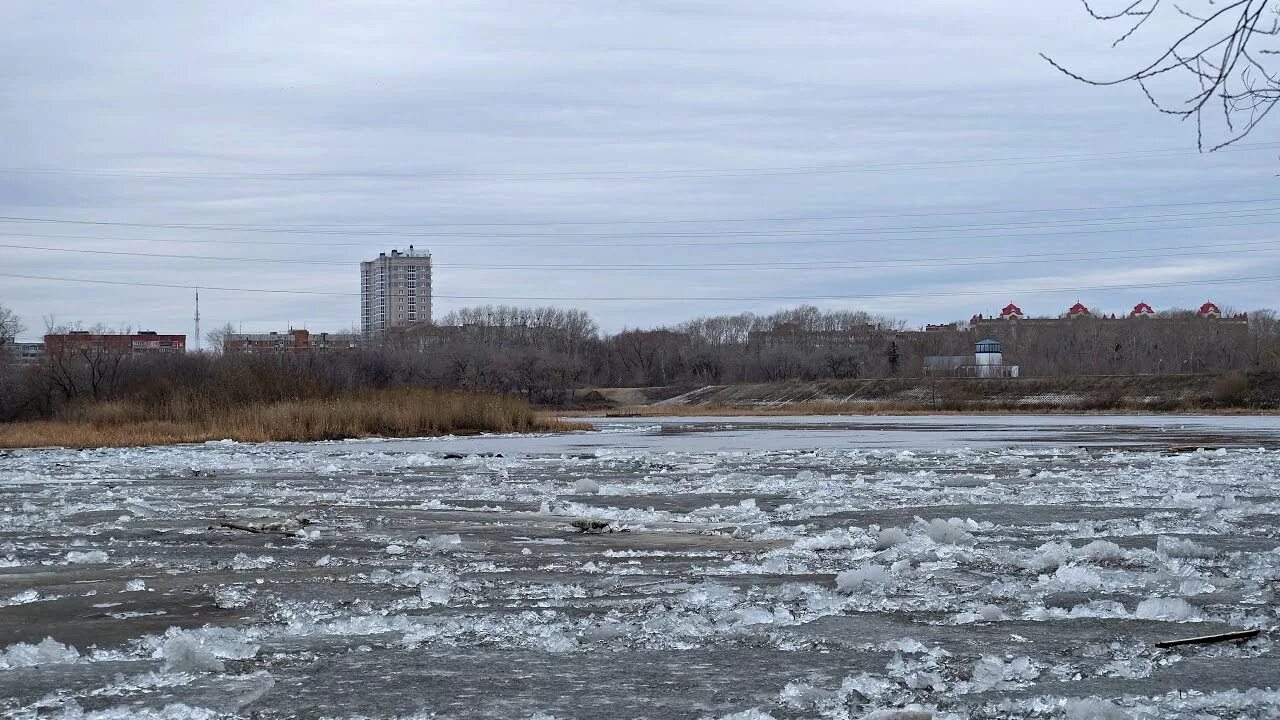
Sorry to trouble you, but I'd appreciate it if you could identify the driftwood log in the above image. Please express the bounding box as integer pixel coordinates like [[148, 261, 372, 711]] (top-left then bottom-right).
[[569, 519, 613, 534], [1155, 629, 1261, 649]]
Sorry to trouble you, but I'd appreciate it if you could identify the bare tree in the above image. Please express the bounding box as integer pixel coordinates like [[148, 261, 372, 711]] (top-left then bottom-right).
[[1044, 0, 1280, 150], [0, 304, 23, 346], [205, 323, 237, 355]]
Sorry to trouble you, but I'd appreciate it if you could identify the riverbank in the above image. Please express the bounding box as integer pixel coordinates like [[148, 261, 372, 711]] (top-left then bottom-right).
[[578, 372, 1280, 416], [0, 389, 587, 449], [587, 404, 1280, 418]]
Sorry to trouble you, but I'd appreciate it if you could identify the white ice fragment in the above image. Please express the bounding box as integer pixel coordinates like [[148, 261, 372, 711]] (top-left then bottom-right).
[[969, 654, 1039, 692], [416, 534, 462, 553], [1028, 541, 1073, 571], [683, 582, 739, 609], [1179, 578, 1215, 595], [836, 564, 892, 592], [924, 518, 974, 546], [2, 590, 39, 607], [573, 478, 600, 494], [214, 585, 255, 609], [1157, 536, 1216, 559], [160, 635, 224, 672], [1078, 540, 1128, 561], [886, 637, 929, 654], [1063, 697, 1129, 720], [779, 680, 838, 709], [384, 544, 406, 555], [859, 711, 933, 720], [420, 583, 452, 606], [156, 627, 258, 673], [795, 528, 866, 551], [229, 553, 273, 570], [65, 550, 108, 564], [1053, 564, 1105, 591], [124, 499, 158, 517], [979, 604, 1003, 622], [315, 555, 332, 567], [876, 527, 909, 550], [714, 710, 777, 720], [1135, 597, 1199, 621], [125, 579, 146, 592], [0, 637, 80, 669]]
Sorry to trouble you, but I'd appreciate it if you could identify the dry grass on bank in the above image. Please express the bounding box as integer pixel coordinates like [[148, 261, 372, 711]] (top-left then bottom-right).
[[0, 389, 588, 449]]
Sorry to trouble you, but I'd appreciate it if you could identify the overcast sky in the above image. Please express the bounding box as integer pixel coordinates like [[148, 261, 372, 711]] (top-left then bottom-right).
[[2, 1, 1277, 342]]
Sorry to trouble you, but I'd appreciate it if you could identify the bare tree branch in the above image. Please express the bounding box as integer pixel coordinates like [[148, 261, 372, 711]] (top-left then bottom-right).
[[1045, 0, 1280, 150]]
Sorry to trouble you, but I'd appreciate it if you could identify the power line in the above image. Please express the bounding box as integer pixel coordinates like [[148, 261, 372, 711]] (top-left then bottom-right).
[[5, 239, 1280, 271], [0, 273, 352, 296], [2, 271, 1277, 302], [1, 141, 1276, 182], [74, 196, 1280, 228], [3, 205, 1279, 238], [5, 214, 1280, 249], [3, 196, 1280, 232]]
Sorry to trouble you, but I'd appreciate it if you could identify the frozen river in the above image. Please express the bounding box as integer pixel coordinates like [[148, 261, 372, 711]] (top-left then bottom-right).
[[1, 415, 1278, 719]]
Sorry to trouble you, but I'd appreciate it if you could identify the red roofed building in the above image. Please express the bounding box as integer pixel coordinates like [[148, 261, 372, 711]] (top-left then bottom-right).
[[1199, 301, 1223, 318], [1067, 302, 1091, 317], [999, 303, 1024, 320], [1131, 302, 1155, 317]]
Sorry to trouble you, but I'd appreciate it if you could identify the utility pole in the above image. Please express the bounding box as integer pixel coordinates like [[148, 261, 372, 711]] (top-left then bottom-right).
[[194, 289, 201, 352]]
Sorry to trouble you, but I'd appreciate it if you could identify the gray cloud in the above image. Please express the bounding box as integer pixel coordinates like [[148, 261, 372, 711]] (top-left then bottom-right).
[[2, 0, 1276, 341]]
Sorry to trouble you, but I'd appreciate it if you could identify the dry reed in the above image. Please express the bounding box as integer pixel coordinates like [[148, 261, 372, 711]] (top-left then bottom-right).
[[0, 389, 587, 449]]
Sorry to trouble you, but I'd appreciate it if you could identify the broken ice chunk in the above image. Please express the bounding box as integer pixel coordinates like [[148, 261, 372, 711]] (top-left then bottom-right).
[[836, 564, 893, 592], [64, 550, 108, 564]]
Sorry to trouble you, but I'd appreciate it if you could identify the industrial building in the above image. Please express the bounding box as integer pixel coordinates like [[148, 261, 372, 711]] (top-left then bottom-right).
[[361, 247, 432, 336]]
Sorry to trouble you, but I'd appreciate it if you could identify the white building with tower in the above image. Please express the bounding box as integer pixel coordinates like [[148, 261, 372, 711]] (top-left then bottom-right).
[[924, 338, 1019, 378], [360, 247, 432, 336]]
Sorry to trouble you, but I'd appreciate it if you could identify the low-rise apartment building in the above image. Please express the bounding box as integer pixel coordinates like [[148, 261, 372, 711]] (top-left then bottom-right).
[[43, 331, 186, 356], [224, 329, 360, 354]]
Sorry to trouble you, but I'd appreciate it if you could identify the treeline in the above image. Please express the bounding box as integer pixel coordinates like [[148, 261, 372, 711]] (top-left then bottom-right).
[[3, 303, 1280, 421]]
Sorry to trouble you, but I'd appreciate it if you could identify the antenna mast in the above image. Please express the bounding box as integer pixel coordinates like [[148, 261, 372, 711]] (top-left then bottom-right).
[[194, 289, 201, 352]]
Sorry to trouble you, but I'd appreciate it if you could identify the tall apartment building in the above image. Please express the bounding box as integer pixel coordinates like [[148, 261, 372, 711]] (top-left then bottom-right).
[[360, 247, 432, 336]]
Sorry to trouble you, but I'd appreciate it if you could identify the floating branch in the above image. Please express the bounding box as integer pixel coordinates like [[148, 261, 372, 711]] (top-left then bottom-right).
[[1155, 628, 1262, 648]]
